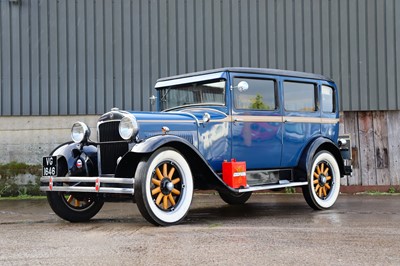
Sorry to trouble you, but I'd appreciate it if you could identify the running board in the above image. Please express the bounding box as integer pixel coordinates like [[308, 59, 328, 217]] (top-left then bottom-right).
[[40, 176, 135, 194], [237, 181, 308, 193]]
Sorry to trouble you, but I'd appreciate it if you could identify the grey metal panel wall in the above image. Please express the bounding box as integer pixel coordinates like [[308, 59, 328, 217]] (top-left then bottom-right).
[[1, 0, 400, 115]]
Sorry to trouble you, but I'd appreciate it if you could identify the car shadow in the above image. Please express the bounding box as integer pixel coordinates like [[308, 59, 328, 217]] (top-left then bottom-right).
[[186, 198, 316, 225]]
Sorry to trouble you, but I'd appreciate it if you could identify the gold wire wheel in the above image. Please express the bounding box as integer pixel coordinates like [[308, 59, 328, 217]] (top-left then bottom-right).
[[313, 162, 332, 199], [151, 162, 181, 211]]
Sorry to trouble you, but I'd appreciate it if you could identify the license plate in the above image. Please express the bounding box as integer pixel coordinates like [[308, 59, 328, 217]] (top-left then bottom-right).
[[43, 156, 57, 176]]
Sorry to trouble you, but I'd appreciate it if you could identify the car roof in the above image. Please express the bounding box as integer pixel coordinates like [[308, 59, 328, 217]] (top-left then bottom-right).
[[155, 67, 333, 86]]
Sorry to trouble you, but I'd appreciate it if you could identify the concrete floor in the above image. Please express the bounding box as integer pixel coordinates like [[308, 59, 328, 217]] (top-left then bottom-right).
[[0, 193, 400, 265]]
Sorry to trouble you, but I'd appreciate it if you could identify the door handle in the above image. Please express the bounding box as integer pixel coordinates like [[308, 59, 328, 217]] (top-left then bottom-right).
[[234, 117, 243, 123]]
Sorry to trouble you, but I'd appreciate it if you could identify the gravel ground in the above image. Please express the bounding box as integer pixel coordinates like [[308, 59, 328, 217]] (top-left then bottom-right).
[[1, 193, 400, 265]]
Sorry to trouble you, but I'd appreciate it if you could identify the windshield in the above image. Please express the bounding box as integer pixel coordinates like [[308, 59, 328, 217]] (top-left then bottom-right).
[[159, 79, 226, 111]]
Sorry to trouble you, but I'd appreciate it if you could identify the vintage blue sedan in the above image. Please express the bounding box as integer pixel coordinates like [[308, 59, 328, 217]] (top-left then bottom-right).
[[41, 68, 352, 226]]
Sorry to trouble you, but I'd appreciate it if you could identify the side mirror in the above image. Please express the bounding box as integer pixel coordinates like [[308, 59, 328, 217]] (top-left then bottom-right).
[[149, 95, 157, 105], [202, 113, 211, 123], [237, 81, 249, 92]]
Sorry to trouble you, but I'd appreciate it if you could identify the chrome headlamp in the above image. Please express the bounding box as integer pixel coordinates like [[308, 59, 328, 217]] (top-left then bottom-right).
[[71, 122, 91, 143], [119, 115, 139, 140]]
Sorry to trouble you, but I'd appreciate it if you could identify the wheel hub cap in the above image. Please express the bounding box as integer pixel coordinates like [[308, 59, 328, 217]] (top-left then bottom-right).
[[160, 178, 173, 195], [319, 175, 327, 186]]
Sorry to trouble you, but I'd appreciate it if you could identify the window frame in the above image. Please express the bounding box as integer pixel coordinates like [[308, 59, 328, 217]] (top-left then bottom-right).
[[321, 84, 336, 113], [158, 78, 226, 111], [283, 80, 319, 113], [232, 77, 279, 112]]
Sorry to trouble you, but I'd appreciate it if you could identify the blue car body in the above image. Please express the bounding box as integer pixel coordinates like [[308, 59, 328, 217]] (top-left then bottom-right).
[[40, 67, 352, 225]]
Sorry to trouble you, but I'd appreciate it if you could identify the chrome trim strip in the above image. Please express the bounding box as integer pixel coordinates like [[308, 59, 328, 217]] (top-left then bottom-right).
[[97, 119, 123, 125], [237, 181, 308, 193], [40, 176, 134, 184], [210, 115, 338, 124], [210, 117, 231, 123], [130, 114, 338, 124], [40, 176, 135, 194], [283, 116, 339, 124], [40, 186, 134, 194], [320, 118, 340, 124], [232, 115, 283, 123]]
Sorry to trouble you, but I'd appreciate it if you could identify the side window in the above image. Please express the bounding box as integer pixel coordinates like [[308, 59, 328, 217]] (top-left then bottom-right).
[[233, 78, 276, 110], [321, 85, 335, 113], [284, 81, 316, 112]]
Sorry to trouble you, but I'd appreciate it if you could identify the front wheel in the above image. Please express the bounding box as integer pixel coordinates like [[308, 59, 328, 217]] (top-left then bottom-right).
[[302, 151, 341, 210], [46, 162, 104, 222], [134, 148, 194, 226], [47, 192, 104, 222]]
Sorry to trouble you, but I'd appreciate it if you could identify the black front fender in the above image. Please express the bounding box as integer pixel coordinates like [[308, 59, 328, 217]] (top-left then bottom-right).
[[131, 135, 194, 154], [50, 142, 98, 177], [114, 135, 194, 178], [116, 135, 233, 191]]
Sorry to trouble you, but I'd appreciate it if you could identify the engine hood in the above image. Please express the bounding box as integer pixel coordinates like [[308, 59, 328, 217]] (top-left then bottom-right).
[[98, 107, 230, 171], [98, 107, 229, 148]]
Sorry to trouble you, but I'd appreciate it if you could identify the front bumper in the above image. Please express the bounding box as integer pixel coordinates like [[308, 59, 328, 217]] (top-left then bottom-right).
[[40, 176, 135, 194]]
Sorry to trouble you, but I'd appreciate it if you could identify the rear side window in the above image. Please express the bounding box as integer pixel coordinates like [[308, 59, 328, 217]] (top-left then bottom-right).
[[284, 81, 317, 112], [233, 78, 276, 110], [321, 85, 335, 113]]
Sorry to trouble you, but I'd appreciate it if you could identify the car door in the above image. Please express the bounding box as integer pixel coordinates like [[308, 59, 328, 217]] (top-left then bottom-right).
[[281, 79, 321, 167], [231, 75, 283, 170]]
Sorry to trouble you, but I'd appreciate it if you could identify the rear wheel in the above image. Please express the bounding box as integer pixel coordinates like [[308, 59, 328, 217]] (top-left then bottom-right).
[[302, 151, 340, 210], [134, 148, 193, 226], [218, 190, 252, 205]]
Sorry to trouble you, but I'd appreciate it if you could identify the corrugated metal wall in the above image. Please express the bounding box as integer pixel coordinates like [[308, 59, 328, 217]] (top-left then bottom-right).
[[1, 0, 400, 115]]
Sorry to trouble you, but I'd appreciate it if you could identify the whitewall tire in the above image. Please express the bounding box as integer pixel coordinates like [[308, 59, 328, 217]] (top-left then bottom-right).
[[134, 147, 194, 226], [302, 151, 341, 210]]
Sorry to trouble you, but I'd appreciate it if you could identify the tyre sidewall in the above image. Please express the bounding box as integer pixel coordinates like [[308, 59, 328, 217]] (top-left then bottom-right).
[[307, 151, 340, 209], [135, 148, 193, 225]]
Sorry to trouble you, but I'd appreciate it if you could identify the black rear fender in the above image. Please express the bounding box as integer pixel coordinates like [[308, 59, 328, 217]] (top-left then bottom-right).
[[295, 137, 345, 181]]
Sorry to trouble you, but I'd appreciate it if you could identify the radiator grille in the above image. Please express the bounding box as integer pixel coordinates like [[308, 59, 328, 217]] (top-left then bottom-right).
[[98, 121, 129, 175]]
